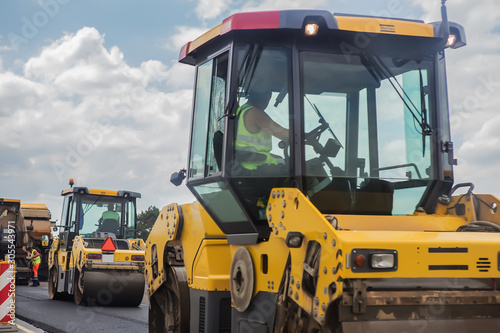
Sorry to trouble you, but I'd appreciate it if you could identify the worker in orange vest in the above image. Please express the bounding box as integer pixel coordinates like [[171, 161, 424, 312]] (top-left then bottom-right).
[[27, 246, 41, 286]]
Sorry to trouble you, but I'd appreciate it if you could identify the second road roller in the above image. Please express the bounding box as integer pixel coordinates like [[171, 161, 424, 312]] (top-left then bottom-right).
[[48, 179, 146, 306]]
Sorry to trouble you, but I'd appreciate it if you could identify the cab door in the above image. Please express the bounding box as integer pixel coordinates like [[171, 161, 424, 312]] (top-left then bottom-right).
[[59, 194, 79, 251]]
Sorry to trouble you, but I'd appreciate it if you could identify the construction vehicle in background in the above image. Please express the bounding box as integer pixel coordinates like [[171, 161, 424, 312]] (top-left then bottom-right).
[[145, 3, 500, 333], [0, 198, 30, 284], [48, 180, 146, 306], [21, 203, 53, 280]]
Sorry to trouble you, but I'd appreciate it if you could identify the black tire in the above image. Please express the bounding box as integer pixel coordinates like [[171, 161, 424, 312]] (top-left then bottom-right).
[[148, 266, 189, 333], [38, 263, 49, 281], [73, 269, 85, 305], [48, 260, 64, 300], [148, 287, 167, 333]]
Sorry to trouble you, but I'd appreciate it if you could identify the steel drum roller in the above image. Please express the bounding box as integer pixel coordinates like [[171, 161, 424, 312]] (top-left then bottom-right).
[[75, 270, 145, 306]]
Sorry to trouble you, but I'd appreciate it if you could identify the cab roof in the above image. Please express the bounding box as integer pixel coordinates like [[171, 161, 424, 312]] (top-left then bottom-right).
[[179, 10, 435, 64], [0, 198, 21, 204], [61, 187, 141, 198]]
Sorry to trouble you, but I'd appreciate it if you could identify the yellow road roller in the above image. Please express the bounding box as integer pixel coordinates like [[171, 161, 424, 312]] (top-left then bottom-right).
[[48, 180, 146, 306], [146, 3, 500, 332]]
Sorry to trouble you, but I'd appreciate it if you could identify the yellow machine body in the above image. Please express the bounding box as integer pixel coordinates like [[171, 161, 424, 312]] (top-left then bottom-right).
[[146, 202, 231, 295], [147, 190, 500, 332]]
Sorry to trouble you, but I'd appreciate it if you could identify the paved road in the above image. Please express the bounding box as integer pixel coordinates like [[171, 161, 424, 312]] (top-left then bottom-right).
[[15, 282, 149, 333], [15, 318, 46, 333]]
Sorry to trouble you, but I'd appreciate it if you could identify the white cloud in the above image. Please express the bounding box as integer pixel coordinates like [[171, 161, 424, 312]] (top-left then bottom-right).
[[195, 0, 232, 21], [166, 26, 208, 52], [193, 0, 327, 21], [24, 27, 106, 81], [164, 62, 195, 90], [0, 27, 195, 214], [0, 72, 47, 115], [237, 0, 326, 13]]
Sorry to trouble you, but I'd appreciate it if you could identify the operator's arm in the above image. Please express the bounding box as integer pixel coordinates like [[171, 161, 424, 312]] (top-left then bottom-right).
[[245, 108, 289, 141]]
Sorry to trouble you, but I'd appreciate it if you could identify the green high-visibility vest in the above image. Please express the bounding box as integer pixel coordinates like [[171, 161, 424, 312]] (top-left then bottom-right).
[[31, 250, 41, 265], [102, 211, 119, 221], [235, 104, 277, 170]]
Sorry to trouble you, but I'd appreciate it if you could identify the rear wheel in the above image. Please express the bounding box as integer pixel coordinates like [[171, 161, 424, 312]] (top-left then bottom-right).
[[148, 266, 189, 333], [274, 262, 335, 333], [275, 296, 335, 333], [39, 263, 49, 281], [73, 269, 85, 305], [48, 259, 64, 300]]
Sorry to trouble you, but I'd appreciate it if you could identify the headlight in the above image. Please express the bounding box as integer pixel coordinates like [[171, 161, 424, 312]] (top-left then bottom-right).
[[285, 232, 304, 248], [371, 253, 395, 268], [350, 249, 398, 272]]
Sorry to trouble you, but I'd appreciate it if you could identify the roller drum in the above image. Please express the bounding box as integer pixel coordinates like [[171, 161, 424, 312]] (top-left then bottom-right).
[[75, 270, 145, 306]]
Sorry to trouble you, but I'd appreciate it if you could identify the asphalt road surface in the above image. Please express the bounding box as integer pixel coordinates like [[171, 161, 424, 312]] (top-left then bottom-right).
[[15, 282, 148, 333], [15, 318, 46, 333]]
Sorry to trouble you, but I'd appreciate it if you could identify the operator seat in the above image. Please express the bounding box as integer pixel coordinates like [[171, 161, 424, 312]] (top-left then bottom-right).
[[101, 219, 120, 235], [354, 179, 394, 215], [309, 178, 352, 214]]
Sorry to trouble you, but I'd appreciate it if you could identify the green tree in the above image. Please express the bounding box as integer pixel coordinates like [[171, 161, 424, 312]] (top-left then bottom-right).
[[136, 205, 160, 240]]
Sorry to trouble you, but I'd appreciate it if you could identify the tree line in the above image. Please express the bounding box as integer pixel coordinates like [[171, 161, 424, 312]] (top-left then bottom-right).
[[136, 205, 160, 240]]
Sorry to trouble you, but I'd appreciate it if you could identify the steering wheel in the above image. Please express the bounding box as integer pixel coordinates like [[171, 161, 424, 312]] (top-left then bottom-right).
[[304, 123, 331, 157], [305, 123, 328, 143]]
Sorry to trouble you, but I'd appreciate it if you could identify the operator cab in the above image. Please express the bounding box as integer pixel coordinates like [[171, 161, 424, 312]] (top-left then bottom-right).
[[59, 184, 141, 249], [178, 10, 465, 244]]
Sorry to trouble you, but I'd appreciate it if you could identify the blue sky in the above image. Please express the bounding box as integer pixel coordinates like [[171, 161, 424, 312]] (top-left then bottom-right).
[[0, 1, 191, 67], [1, 0, 499, 218], [0, 0, 425, 68]]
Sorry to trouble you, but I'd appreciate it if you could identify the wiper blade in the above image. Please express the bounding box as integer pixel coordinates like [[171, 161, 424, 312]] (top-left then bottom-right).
[[225, 44, 261, 118], [304, 95, 343, 148], [419, 68, 431, 156], [361, 53, 432, 138]]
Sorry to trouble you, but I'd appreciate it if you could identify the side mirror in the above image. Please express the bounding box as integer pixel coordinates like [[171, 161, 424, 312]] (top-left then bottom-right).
[[170, 169, 187, 187]]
